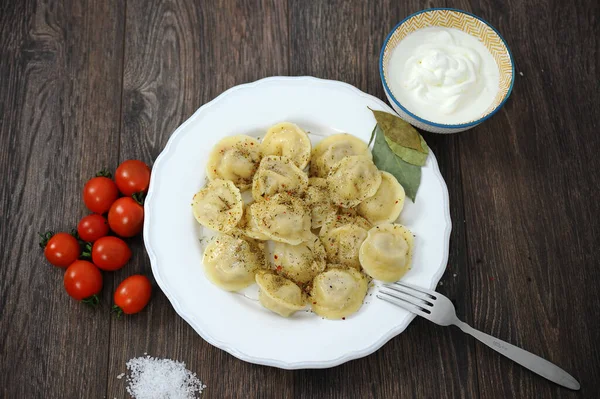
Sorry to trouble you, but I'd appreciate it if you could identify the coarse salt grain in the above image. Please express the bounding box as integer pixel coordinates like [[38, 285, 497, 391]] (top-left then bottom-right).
[[124, 355, 206, 399]]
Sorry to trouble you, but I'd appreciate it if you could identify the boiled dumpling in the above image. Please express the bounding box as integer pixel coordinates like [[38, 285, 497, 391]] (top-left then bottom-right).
[[304, 177, 337, 229], [256, 272, 306, 317], [192, 179, 243, 233], [261, 122, 311, 169], [237, 204, 270, 240], [311, 266, 368, 319], [207, 135, 261, 190], [359, 223, 414, 282], [250, 192, 312, 244], [202, 234, 264, 291], [321, 225, 369, 269], [272, 234, 326, 283], [319, 214, 371, 268], [327, 155, 381, 208], [357, 171, 405, 225], [198, 127, 418, 320], [251, 155, 308, 201], [310, 133, 372, 177], [319, 213, 371, 235]]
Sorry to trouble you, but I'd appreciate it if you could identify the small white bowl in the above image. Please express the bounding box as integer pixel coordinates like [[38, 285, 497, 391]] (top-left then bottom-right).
[[380, 8, 515, 134]]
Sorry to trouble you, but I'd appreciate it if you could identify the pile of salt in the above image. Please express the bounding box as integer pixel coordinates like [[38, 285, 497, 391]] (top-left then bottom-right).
[[123, 355, 206, 399]]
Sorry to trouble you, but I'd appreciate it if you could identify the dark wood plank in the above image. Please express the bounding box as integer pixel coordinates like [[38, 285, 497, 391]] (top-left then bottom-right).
[[106, 1, 291, 398], [2, 0, 597, 398], [289, 1, 478, 398], [455, 0, 600, 397], [0, 0, 125, 398]]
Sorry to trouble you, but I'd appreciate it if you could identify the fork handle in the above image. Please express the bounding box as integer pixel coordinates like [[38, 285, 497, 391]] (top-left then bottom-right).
[[455, 321, 580, 390]]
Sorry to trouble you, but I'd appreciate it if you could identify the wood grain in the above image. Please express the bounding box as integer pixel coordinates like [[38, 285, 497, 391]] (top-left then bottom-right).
[[454, 0, 600, 397], [106, 1, 292, 398], [0, 0, 125, 398], [1, 0, 599, 397], [289, 1, 478, 397]]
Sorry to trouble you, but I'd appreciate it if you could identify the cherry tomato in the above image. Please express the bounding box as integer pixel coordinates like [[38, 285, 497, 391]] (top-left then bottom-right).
[[77, 214, 109, 242], [108, 197, 144, 238], [64, 260, 103, 301], [91, 236, 131, 271], [113, 275, 152, 315], [115, 160, 151, 196], [41, 232, 80, 268], [83, 176, 119, 214]]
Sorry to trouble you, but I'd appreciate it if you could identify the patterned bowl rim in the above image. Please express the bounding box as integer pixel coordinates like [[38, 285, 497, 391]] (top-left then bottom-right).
[[379, 7, 515, 129]]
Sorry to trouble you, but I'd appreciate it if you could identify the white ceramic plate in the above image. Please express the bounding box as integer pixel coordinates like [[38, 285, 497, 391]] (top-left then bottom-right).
[[144, 76, 451, 369]]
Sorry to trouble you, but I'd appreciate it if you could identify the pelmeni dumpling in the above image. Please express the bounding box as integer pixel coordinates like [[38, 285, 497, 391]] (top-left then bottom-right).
[[272, 235, 326, 283], [327, 155, 382, 208], [357, 171, 405, 225], [237, 204, 270, 240], [311, 266, 368, 319], [359, 223, 414, 282], [261, 122, 311, 169], [192, 179, 243, 233], [319, 213, 371, 235], [310, 134, 372, 177], [202, 234, 264, 291], [319, 214, 371, 268], [304, 177, 337, 229], [256, 272, 306, 317], [250, 192, 312, 244], [252, 155, 308, 201], [207, 135, 261, 190]]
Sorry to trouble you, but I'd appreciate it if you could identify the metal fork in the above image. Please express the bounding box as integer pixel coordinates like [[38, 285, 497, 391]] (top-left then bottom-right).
[[378, 281, 580, 390]]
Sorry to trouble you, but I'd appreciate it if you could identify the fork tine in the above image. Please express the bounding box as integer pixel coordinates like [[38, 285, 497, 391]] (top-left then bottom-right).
[[376, 292, 426, 315], [390, 281, 438, 299], [379, 287, 433, 308], [383, 283, 435, 303], [378, 288, 433, 317]]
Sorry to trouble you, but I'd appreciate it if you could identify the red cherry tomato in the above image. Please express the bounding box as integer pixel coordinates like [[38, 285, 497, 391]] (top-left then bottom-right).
[[83, 176, 119, 214], [114, 275, 152, 315], [42, 232, 80, 268], [64, 260, 103, 301], [115, 160, 151, 196], [91, 236, 131, 271], [108, 197, 144, 238], [77, 214, 109, 242]]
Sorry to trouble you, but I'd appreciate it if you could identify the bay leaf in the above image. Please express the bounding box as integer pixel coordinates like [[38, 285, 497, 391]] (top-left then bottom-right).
[[368, 125, 376, 147], [384, 134, 429, 166], [370, 108, 426, 153], [371, 124, 421, 202]]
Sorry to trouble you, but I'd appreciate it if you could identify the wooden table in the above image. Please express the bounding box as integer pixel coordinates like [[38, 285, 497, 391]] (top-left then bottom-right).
[[2, 1, 599, 398]]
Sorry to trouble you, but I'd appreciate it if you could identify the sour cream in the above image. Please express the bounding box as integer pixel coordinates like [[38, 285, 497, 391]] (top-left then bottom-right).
[[387, 27, 499, 124]]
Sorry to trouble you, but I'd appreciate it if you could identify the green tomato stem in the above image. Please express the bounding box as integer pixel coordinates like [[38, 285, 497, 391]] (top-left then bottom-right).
[[80, 242, 93, 259], [82, 294, 100, 308], [111, 305, 124, 318], [132, 191, 146, 206], [95, 168, 112, 178], [38, 231, 54, 249]]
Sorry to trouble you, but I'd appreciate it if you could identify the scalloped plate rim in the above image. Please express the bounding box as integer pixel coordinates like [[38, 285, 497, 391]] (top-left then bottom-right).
[[143, 76, 452, 369]]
